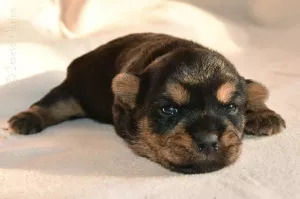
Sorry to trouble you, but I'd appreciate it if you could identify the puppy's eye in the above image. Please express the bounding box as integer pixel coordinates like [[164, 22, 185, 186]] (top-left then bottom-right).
[[226, 104, 238, 114], [161, 106, 179, 115]]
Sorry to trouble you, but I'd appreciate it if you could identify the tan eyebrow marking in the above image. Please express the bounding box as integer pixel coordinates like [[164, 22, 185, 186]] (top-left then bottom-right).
[[166, 83, 190, 105], [216, 82, 236, 103]]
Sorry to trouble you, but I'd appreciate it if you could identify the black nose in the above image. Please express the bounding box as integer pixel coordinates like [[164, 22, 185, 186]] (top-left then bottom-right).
[[196, 134, 219, 154]]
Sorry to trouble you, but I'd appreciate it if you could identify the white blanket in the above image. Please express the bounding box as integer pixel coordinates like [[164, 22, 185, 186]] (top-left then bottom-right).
[[1, 1, 299, 199]]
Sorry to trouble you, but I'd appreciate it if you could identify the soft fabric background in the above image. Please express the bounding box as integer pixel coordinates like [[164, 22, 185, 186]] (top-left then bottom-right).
[[0, 0, 299, 198]]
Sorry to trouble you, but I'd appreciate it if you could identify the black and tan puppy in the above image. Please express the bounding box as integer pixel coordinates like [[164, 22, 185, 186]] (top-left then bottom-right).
[[8, 33, 286, 174]]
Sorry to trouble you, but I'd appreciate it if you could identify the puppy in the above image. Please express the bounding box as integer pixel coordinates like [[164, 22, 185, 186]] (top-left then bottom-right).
[[8, 33, 286, 174]]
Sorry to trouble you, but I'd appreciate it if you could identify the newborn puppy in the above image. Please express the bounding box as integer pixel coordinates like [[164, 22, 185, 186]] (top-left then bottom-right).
[[8, 33, 286, 174]]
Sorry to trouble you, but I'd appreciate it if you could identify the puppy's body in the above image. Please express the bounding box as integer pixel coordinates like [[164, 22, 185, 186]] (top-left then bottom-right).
[[8, 33, 286, 174]]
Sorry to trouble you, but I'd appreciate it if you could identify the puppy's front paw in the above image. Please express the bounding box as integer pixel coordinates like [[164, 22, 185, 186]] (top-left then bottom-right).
[[8, 112, 44, 135], [245, 109, 286, 136]]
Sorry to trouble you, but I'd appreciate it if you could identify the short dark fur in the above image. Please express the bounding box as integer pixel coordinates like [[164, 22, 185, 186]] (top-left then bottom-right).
[[8, 33, 286, 174]]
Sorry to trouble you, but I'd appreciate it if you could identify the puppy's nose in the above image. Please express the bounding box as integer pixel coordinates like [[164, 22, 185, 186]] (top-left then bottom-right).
[[196, 134, 219, 154]]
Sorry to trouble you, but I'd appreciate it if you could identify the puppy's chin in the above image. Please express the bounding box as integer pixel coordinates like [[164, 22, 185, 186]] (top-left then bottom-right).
[[167, 144, 242, 174], [131, 143, 241, 174], [169, 161, 226, 174]]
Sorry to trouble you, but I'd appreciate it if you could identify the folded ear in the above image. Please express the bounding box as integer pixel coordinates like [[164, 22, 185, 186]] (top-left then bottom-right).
[[112, 73, 140, 109], [246, 79, 269, 110], [245, 79, 286, 136]]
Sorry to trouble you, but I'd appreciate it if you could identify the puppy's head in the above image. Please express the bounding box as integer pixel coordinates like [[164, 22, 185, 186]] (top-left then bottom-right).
[[112, 48, 247, 174]]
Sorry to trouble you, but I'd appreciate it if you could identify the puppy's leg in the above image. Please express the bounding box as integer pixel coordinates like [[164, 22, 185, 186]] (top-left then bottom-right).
[[244, 80, 286, 136], [8, 83, 85, 135]]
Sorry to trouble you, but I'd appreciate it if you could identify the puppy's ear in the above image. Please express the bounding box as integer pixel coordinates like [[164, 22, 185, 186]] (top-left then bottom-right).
[[246, 79, 269, 110], [112, 73, 140, 109], [245, 79, 286, 136]]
